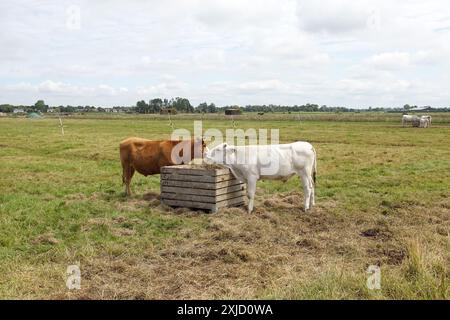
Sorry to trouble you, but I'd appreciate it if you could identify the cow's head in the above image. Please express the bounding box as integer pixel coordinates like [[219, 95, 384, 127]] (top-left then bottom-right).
[[205, 143, 236, 165], [192, 137, 208, 159], [201, 138, 208, 157], [191, 138, 208, 160]]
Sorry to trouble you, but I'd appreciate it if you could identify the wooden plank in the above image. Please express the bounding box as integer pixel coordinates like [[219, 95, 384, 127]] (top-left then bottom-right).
[[161, 166, 230, 176], [215, 195, 247, 208], [161, 184, 246, 196], [161, 199, 216, 210], [161, 190, 246, 203], [161, 196, 246, 212], [160, 178, 243, 189], [161, 172, 235, 183], [160, 164, 246, 213]]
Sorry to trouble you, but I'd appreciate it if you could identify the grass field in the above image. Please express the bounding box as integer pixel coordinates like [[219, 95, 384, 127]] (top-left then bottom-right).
[[0, 114, 449, 299]]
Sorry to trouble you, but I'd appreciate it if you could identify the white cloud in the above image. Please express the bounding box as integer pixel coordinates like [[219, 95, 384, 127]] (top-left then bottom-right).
[[1, 80, 129, 106], [193, 0, 288, 29], [236, 79, 289, 94], [297, 0, 372, 34], [136, 81, 189, 97], [1, 0, 450, 107], [365, 52, 412, 70], [362, 49, 449, 71], [192, 49, 226, 70]]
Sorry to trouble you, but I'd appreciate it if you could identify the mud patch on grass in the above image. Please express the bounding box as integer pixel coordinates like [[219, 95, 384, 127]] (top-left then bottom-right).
[[143, 192, 160, 201], [360, 228, 392, 241], [366, 244, 407, 266], [31, 233, 59, 245]]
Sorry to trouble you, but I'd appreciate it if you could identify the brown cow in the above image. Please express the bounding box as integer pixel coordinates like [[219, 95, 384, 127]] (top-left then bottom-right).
[[120, 137, 206, 195]]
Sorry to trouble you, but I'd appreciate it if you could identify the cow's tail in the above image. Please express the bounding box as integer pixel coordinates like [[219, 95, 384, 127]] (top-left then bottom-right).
[[312, 146, 317, 185]]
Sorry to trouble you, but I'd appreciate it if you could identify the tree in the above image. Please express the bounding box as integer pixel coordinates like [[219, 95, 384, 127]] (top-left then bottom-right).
[[149, 98, 163, 113], [196, 102, 217, 113], [197, 102, 208, 113], [34, 100, 48, 113], [171, 97, 193, 113], [0, 104, 14, 113], [136, 100, 149, 113], [207, 103, 217, 113]]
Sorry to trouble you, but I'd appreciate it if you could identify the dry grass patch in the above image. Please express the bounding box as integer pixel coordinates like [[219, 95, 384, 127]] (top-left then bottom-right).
[[48, 190, 446, 299]]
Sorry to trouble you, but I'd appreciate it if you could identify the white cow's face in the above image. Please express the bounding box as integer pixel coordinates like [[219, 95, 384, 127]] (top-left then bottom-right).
[[203, 146, 210, 159], [205, 143, 236, 165]]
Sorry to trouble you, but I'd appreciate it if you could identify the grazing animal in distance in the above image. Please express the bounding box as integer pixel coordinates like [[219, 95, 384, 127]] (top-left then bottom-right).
[[420, 115, 432, 127], [419, 117, 430, 128], [205, 142, 317, 213], [402, 115, 419, 127], [120, 138, 206, 195]]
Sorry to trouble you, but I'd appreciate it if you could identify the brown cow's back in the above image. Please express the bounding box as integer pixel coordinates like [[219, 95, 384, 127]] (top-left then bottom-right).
[[120, 137, 201, 195], [120, 138, 182, 176]]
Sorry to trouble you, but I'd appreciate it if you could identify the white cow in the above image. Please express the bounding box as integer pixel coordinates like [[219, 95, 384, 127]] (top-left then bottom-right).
[[420, 115, 432, 127], [205, 142, 317, 213], [402, 115, 419, 127], [419, 117, 430, 128]]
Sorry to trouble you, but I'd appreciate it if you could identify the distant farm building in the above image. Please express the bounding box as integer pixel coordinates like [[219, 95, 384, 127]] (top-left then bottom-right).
[[13, 108, 25, 114], [160, 108, 177, 115], [225, 108, 242, 116]]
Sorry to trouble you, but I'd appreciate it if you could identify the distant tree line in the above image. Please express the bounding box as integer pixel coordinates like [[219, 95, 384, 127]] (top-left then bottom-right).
[[230, 104, 450, 113], [238, 104, 354, 113], [136, 97, 194, 114], [1, 99, 449, 114], [135, 98, 218, 114], [0, 100, 49, 113]]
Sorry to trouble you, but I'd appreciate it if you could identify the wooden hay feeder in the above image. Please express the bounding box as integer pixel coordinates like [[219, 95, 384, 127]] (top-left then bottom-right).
[[160, 165, 246, 213]]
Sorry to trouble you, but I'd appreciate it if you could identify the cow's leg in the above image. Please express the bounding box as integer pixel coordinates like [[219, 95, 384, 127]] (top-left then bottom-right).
[[246, 177, 257, 213], [127, 167, 135, 195], [309, 177, 315, 208], [123, 165, 135, 196], [123, 164, 130, 195], [299, 170, 312, 211]]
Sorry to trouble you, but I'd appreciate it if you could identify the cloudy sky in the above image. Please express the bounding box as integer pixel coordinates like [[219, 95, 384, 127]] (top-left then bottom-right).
[[1, 0, 449, 108]]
